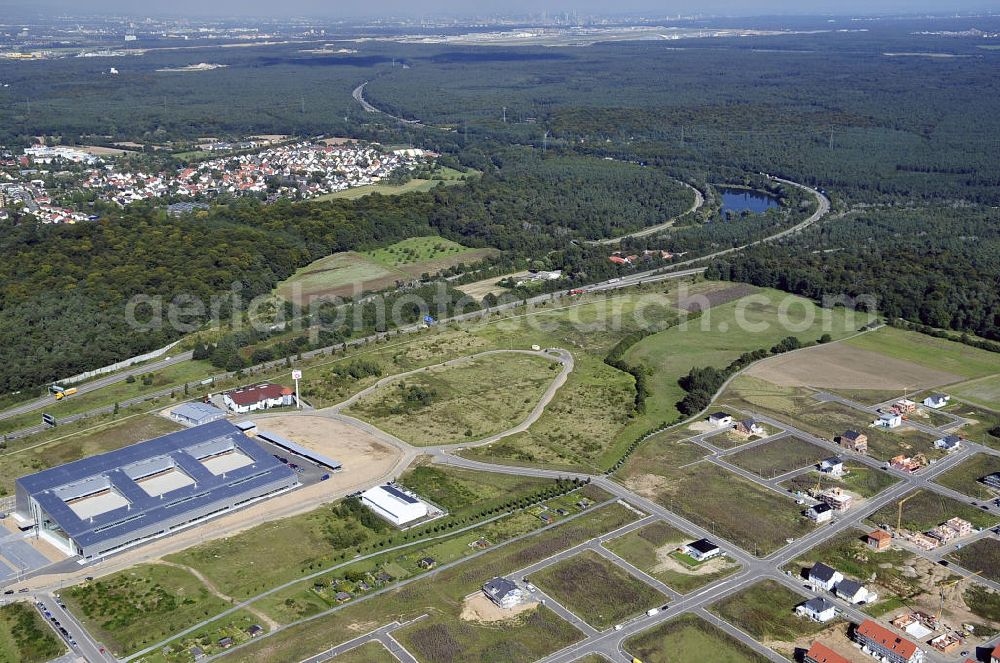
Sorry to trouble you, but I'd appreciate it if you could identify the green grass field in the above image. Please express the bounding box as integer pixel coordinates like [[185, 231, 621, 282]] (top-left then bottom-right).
[[313, 167, 472, 201], [949, 375, 1000, 412], [625, 288, 873, 426], [934, 453, 1000, 500], [330, 641, 397, 662], [625, 614, 771, 663], [62, 564, 230, 656], [531, 550, 667, 629], [621, 435, 815, 555], [218, 504, 637, 662], [846, 327, 1000, 380], [949, 538, 1000, 583], [344, 352, 560, 446], [710, 580, 833, 657], [868, 489, 1000, 531], [781, 465, 899, 500], [398, 464, 560, 519], [275, 235, 496, 304], [0, 359, 214, 436], [726, 436, 828, 479], [604, 521, 740, 594], [0, 603, 65, 663]]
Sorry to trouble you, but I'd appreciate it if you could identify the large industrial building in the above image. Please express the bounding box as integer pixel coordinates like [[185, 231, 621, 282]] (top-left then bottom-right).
[[361, 484, 428, 526], [14, 420, 298, 559]]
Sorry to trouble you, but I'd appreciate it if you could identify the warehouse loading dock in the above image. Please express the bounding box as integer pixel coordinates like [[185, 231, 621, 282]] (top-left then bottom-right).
[[254, 429, 343, 471]]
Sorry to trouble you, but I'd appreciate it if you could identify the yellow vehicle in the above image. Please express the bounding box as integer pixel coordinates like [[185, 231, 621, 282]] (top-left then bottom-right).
[[54, 387, 78, 400]]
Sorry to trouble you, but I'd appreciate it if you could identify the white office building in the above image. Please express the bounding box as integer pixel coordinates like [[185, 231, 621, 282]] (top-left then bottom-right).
[[361, 484, 428, 526]]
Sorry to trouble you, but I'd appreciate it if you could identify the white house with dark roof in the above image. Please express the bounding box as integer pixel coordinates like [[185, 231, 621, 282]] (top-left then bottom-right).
[[819, 457, 845, 477], [933, 435, 963, 452], [809, 562, 843, 591], [796, 597, 837, 622], [708, 412, 733, 428], [483, 577, 523, 609], [923, 394, 950, 409], [836, 578, 877, 604], [684, 538, 721, 562], [806, 502, 834, 523]]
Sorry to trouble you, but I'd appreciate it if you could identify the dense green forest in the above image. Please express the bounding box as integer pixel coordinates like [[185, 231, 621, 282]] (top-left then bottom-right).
[[2, 20, 1000, 393]]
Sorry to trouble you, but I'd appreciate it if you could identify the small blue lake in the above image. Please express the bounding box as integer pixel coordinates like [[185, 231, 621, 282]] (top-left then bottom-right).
[[718, 187, 781, 214]]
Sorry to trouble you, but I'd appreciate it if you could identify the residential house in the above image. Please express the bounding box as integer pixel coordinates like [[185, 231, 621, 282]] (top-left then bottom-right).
[[808, 562, 843, 591], [483, 577, 523, 609], [804, 642, 851, 663], [854, 619, 924, 663], [245, 624, 264, 638], [190, 646, 206, 661], [223, 383, 295, 413], [991, 643, 1000, 663], [217, 637, 234, 649], [982, 472, 1000, 490], [796, 597, 838, 622], [928, 525, 957, 544], [806, 502, 834, 523], [866, 530, 892, 552], [875, 412, 903, 429], [335, 591, 352, 603], [889, 455, 924, 473], [820, 488, 853, 512], [836, 579, 876, 604], [418, 557, 436, 570], [933, 435, 963, 452], [923, 394, 950, 409], [893, 399, 917, 414], [708, 412, 733, 428], [946, 517, 973, 537], [684, 539, 721, 562], [819, 457, 845, 477], [732, 418, 765, 437], [839, 431, 868, 454], [911, 532, 939, 551]]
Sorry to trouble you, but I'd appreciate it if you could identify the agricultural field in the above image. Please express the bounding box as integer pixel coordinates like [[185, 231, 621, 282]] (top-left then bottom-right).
[[0, 603, 65, 663], [624, 614, 771, 663], [949, 374, 1000, 412], [719, 377, 941, 462], [275, 235, 497, 304], [214, 504, 637, 662], [454, 271, 528, 300], [344, 352, 560, 446], [621, 436, 815, 555], [314, 166, 473, 201], [604, 521, 740, 594], [949, 538, 1000, 583], [331, 641, 401, 662], [726, 436, 828, 479], [530, 550, 667, 629], [624, 287, 872, 428], [867, 490, 1000, 532], [781, 465, 898, 500], [61, 564, 230, 656], [0, 414, 181, 496], [709, 580, 833, 660], [846, 326, 1000, 381], [934, 453, 1000, 500]]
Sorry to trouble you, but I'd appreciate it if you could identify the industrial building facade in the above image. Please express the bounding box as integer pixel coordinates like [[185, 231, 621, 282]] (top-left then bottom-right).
[[361, 484, 428, 526], [14, 420, 298, 559]]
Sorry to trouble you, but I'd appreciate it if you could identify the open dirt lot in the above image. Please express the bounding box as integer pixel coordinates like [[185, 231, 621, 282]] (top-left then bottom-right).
[[252, 414, 402, 490], [745, 342, 962, 390], [455, 271, 528, 300], [460, 592, 539, 623]]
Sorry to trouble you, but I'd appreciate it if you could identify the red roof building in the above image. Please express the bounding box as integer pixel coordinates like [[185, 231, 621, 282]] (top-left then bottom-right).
[[223, 383, 294, 412], [804, 642, 850, 663], [854, 620, 921, 663]]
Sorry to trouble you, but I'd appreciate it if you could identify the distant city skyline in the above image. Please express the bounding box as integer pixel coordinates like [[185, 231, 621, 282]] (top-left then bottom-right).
[[2, 0, 997, 19]]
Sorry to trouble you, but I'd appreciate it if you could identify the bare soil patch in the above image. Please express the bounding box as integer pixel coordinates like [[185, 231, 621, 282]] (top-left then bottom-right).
[[678, 283, 757, 313], [746, 343, 961, 390], [459, 592, 539, 623]]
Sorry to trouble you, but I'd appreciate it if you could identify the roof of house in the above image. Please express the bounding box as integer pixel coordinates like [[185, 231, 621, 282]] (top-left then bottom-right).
[[483, 576, 518, 600], [172, 401, 226, 422], [856, 619, 918, 659], [842, 430, 865, 440], [868, 529, 892, 542], [927, 393, 948, 401], [822, 456, 844, 465], [801, 597, 836, 613], [804, 642, 850, 663], [837, 579, 865, 597], [709, 412, 731, 420], [688, 538, 719, 554], [809, 562, 840, 583], [809, 503, 833, 515], [226, 383, 292, 406]]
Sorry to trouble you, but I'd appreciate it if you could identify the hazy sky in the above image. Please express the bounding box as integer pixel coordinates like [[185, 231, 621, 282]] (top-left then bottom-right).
[[3, 0, 997, 18]]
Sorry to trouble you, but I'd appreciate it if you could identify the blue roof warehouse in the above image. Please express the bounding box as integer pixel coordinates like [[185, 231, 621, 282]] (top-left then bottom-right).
[[14, 420, 298, 559]]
